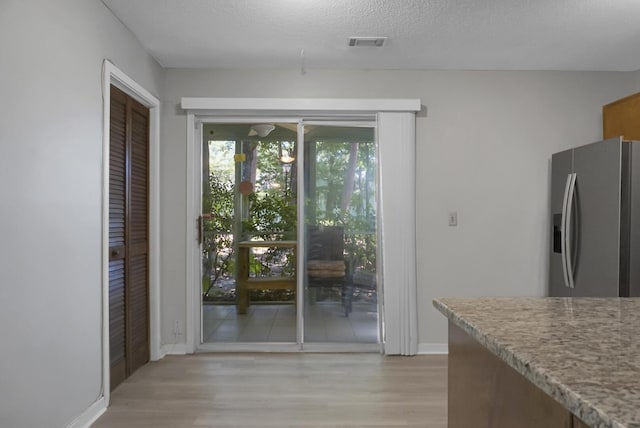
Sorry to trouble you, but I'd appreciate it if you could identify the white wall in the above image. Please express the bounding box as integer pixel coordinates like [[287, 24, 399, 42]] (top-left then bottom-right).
[[0, 1, 163, 427], [161, 68, 635, 348]]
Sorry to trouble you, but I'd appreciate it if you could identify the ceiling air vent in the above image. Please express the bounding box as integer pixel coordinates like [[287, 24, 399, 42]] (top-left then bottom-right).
[[348, 37, 387, 47]]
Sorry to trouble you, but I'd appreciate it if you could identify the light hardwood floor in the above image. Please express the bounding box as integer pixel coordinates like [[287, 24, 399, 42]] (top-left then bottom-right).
[[93, 354, 447, 428]]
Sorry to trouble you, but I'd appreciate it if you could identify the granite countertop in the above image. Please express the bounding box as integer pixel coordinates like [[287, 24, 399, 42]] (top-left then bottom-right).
[[433, 297, 640, 428]]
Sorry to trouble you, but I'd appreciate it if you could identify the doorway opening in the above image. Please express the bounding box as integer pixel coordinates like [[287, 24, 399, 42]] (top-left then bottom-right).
[[101, 60, 161, 405], [108, 85, 150, 390], [184, 98, 420, 356], [199, 121, 380, 349]]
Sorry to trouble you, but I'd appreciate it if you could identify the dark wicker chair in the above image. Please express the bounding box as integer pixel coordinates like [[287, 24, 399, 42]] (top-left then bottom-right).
[[306, 225, 352, 316]]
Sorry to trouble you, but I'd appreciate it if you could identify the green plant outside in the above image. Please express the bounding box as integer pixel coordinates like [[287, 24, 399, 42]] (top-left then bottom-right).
[[202, 138, 377, 302]]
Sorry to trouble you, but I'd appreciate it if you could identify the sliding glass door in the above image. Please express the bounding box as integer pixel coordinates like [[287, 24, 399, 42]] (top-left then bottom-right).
[[201, 123, 298, 343], [301, 124, 379, 344], [200, 120, 380, 349]]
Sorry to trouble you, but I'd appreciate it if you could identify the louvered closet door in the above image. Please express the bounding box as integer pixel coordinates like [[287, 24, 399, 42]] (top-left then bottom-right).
[[109, 85, 150, 391], [109, 87, 127, 389], [127, 99, 150, 374]]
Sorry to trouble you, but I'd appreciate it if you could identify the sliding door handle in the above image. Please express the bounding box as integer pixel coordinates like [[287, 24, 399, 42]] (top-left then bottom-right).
[[197, 216, 203, 245]]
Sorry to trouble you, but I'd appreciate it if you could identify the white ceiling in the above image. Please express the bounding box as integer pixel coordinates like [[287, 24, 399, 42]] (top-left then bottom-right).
[[102, 0, 640, 71]]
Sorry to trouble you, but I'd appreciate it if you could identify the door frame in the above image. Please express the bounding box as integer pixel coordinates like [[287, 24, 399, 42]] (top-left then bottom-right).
[[194, 118, 381, 352], [183, 98, 421, 355], [192, 117, 302, 352], [101, 60, 161, 405]]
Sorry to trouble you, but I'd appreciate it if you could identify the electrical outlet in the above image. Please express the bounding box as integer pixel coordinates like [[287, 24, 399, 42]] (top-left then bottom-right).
[[173, 320, 182, 336], [448, 211, 458, 227]]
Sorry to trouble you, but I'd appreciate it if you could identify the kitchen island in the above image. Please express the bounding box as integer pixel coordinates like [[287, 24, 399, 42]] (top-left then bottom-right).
[[433, 297, 640, 428]]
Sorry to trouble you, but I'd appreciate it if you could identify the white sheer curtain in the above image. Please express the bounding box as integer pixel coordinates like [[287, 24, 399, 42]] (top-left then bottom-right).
[[378, 112, 418, 356]]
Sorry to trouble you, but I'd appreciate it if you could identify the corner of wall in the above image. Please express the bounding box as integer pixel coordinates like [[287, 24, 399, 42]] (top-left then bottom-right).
[[160, 344, 190, 356], [65, 397, 106, 428]]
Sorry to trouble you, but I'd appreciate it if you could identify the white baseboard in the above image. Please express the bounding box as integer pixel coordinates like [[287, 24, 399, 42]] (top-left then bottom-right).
[[160, 343, 190, 356], [66, 396, 106, 428], [418, 343, 448, 354]]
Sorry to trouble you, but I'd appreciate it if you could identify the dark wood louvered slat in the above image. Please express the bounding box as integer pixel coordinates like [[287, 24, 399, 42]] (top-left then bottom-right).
[[129, 108, 148, 250], [109, 85, 150, 391], [128, 253, 149, 373], [108, 258, 126, 389], [110, 174, 125, 187], [109, 270, 125, 362], [126, 98, 149, 376], [109, 86, 128, 391]]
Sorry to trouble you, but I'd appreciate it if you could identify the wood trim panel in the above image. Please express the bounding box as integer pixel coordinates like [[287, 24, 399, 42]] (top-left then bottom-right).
[[603, 92, 640, 140]]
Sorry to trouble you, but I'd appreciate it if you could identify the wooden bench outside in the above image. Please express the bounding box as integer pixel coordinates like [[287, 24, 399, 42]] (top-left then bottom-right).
[[236, 240, 296, 314]]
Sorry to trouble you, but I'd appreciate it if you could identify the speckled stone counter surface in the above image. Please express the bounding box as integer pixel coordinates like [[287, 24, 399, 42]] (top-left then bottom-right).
[[433, 297, 640, 428]]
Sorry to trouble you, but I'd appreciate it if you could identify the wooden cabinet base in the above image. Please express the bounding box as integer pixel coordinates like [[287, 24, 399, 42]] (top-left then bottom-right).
[[448, 322, 578, 427], [603, 92, 640, 141]]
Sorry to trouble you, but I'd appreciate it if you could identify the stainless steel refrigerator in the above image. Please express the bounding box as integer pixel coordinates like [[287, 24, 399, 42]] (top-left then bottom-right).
[[549, 137, 640, 297]]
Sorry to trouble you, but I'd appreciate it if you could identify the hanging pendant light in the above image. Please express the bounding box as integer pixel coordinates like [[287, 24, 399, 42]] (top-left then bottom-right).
[[248, 124, 275, 137]]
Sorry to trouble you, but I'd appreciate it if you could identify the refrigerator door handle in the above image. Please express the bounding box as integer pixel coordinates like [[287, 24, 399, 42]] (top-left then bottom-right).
[[560, 174, 572, 288], [564, 173, 577, 289]]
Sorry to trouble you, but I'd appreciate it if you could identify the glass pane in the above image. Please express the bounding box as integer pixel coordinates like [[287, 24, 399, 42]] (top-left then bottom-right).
[[303, 125, 379, 344], [201, 123, 298, 343]]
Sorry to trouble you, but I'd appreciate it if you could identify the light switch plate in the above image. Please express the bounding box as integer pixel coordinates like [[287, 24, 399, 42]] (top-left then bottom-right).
[[448, 211, 458, 226]]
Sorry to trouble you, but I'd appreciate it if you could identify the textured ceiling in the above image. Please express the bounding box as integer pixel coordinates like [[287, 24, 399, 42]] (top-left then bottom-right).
[[102, 0, 640, 71]]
